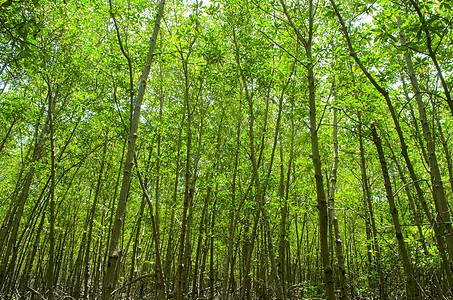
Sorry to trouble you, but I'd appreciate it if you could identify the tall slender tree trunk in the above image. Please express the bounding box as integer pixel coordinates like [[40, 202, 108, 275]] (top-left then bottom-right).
[[220, 109, 241, 300], [102, 2, 165, 298], [277, 62, 296, 300], [136, 163, 167, 299], [175, 114, 192, 300], [329, 108, 347, 299], [83, 137, 108, 300], [307, 55, 335, 300], [154, 94, 163, 245], [46, 82, 57, 300], [282, 97, 296, 288], [232, 23, 287, 300], [164, 111, 185, 284], [191, 186, 210, 300], [371, 124, 419, 299], [209, 193, 217, 300], [280, 1, 334, 297], [358, 115, 385, 298]]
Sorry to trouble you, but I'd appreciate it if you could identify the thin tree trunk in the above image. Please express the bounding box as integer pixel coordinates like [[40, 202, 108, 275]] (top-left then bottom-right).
[[278, 139, 288, 300], [277, 62, 296, 300], [209, 193, 217, 300], [371, 124, 419, 299], [102, 2, 165, 298], [328, 108, 347, 299], [407, 0, 453, 116], [73, 192, 92, 299], [220, 107, 241, 300], [46, 82, 57, 300], [155, 93, 163, 245], [83, 137, 108, 300], [436, 116, 453, 195], [191, 185, 211, 300], [0, 118, 15, 154], [136, 161, 167, 299], [280, 1, 334, 297], [174, 27, 200, 300], [358, 116, 385, 298], [126, 194, 146, 299], [164, 110, 185, 284], [232, 23, 287, 299]]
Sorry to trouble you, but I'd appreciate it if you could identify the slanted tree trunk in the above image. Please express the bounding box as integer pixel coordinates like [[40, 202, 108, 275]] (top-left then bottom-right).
[[136, 161, 166, 299], [101, 2, 165, 298], [126, 193, 146, 299], [398, 16, 453, 272], [358, 115, 385, 298], [436, 116, 453, 195], [0, 98, 54, 291], [0, 118, 15, 155], [388, 141, 429, 255], [407, 0, 453, 117], [371, 124, 419, 299], [19, 206, 47, 292]]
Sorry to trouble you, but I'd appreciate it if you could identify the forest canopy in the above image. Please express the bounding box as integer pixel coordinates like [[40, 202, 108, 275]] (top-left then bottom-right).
[[1, 0, 453, 299]]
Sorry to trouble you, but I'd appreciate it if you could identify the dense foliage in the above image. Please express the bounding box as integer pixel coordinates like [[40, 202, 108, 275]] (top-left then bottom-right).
[[1, 0, 453, 299]]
